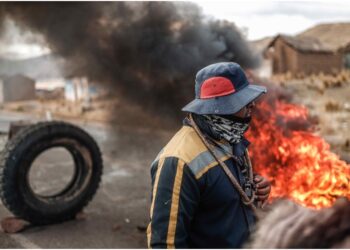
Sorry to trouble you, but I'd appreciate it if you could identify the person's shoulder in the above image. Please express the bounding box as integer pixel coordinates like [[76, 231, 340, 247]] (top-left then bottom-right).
[[151, 126, 230, 180], [158, 125, 207, 164]]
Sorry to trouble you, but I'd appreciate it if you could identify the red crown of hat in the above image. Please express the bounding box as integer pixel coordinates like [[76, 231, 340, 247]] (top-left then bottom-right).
[[200, 77, 235, 99]]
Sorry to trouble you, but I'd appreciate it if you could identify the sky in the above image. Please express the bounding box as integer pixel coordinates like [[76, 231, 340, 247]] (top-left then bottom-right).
[[0, 19, 50, 59], [193, 0, 350, 40], [1, 0, 350, 59]]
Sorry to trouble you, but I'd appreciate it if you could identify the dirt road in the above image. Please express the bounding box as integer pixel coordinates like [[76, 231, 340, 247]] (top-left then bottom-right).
[[0, 110, 175, 248]]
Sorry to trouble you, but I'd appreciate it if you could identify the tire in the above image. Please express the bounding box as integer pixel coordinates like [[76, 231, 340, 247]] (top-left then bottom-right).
[[0, 121, 103, 225]]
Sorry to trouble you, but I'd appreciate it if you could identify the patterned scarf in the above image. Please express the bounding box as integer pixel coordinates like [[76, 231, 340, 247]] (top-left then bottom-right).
[[203, 115, 250, 144]]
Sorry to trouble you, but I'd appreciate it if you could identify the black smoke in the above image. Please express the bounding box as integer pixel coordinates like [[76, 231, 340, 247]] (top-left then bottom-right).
[[0, 2, 260, 120]]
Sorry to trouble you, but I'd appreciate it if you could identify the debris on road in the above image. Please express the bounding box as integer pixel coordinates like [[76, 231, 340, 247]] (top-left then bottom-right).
[[75, 211, 88, 221], [112, 224, 121, 232], [1, 217, 30, 234], [136, 225, 147, 232]]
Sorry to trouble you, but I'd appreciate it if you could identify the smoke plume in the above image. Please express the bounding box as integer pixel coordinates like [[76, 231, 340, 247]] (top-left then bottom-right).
[[0, 2, 260, 119]]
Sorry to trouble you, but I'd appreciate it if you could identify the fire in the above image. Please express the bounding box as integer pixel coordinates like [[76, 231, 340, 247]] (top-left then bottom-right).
[[247, 98, 350, 209]]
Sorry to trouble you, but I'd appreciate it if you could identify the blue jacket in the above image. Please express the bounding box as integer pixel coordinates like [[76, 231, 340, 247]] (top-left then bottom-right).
[[147, 124, 255, 248]]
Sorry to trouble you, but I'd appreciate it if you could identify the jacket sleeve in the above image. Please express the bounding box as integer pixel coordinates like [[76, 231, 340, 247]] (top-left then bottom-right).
[[147, 156, 200, 248]]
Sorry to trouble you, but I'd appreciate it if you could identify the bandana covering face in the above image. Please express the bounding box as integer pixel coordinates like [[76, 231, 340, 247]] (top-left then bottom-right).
[[203, 115, 250, 144]]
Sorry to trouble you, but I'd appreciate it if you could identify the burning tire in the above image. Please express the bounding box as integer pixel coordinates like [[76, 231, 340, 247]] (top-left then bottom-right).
[[0, 121, 103, 225]]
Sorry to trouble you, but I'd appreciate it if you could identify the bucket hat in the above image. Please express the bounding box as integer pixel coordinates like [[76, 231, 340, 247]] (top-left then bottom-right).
[[182, 62, 267, 115]]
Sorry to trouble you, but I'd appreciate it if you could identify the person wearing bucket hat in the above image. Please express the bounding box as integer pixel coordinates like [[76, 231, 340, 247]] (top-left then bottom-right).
[[182, 62, 267, 115], [147, 62, 271, 248]]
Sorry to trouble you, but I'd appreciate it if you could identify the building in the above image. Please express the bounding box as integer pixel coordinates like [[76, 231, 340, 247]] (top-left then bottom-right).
[[0, 74, 36, 103], [64, 77, 105, 105], [257, 23, 350, 76], [264, 34, 342, 75]]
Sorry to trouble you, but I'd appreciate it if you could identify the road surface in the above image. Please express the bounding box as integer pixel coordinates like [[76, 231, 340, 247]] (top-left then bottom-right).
[[0, 110, 175, 248]]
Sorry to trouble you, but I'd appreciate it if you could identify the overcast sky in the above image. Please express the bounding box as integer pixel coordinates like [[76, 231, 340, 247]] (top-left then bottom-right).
[[192, 0, 350, 40]]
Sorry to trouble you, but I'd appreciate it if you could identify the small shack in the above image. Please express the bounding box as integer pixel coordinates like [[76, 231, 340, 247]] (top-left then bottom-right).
[[264, 34, 342, 76], [263, 23, 350, 76], [0, 74, 36, 103]]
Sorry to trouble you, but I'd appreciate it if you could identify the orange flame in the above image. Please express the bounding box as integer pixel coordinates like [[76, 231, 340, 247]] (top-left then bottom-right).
[[247, 99, 350, 209]]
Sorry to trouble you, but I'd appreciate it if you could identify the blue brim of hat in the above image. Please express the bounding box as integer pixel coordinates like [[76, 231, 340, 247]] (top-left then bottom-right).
[[182, 84, 267, 115]]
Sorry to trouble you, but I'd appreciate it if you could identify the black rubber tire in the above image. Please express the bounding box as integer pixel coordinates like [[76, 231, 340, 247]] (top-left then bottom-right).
[[0, 121, 103, 225]]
